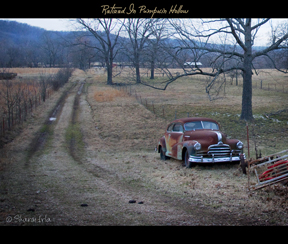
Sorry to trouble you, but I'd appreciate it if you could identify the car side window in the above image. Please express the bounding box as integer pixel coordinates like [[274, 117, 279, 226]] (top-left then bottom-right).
[[173, 123, 183, 132], [167, 124, 173, 132]]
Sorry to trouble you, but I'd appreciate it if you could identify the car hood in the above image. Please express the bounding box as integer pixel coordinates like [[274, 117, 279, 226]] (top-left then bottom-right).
[[185, 130, 228, 149]]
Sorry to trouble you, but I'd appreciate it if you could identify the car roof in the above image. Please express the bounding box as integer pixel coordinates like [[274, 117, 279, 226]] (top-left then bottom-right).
[[171, 117, 219, 125]]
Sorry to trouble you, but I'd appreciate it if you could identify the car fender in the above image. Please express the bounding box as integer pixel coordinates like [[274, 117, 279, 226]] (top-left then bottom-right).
[[183, 140, 198, 155]]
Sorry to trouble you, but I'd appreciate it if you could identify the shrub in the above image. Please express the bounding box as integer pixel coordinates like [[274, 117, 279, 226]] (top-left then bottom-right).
[[51, 67, 74, 91]]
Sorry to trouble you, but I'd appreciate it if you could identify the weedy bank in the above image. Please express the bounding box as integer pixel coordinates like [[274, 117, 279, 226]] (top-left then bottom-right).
[[83, 68, 288, 225]]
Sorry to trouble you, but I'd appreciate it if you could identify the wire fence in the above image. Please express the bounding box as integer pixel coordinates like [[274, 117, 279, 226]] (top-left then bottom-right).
[[114, 83, 192, 121], [228, 79, 288, 93], [113, 76, 288, 124], [0, 87, 54, 139]]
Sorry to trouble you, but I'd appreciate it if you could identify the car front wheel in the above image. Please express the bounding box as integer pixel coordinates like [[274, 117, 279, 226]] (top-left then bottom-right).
[[160, 147, 169, 160], [184, 150, 192, 168]]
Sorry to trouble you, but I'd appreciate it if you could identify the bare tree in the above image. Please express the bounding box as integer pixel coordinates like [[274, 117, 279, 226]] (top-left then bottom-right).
[[40, 31, 62, 67], [69, 35, 98, 70], [145, 19, 170, 79], [123, 18, 156, 83], [76, 19, 125, 85], [141, 18, 288, 121], [39, 74, 52, 102]]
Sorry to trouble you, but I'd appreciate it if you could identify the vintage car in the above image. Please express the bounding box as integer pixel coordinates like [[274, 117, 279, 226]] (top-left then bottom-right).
[[157, 117, 245, 167]]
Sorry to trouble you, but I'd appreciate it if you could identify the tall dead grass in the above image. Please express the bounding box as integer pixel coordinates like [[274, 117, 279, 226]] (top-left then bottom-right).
[[4, 68, 61, 75], [93, 88, 128, 102]]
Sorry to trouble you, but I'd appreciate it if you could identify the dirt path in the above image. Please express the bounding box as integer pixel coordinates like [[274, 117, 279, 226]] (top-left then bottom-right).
[[1, 74, 288, 225]]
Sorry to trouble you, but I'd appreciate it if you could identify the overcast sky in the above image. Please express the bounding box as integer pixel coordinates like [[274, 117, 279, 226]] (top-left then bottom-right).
[[4, 18, 74, 32], [3, 18, 287, 46]]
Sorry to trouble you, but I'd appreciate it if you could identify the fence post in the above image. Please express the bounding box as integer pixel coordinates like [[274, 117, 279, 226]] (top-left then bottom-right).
[[11, 109, 14, 127], [2, 117, 5, 136], [25, 103, 27, 121], [19, 107, 21, 124]]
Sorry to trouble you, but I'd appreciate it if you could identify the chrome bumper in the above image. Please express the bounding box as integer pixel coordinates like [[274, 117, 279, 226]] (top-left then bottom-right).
[[189, 154, 245, 163]]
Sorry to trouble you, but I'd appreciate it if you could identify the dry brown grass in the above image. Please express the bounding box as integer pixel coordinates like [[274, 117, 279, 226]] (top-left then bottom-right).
[[93, 87, 128, 102], [2, 68, 288, 225], [2, 68, 61, 76], [85, 76, 288, 225]]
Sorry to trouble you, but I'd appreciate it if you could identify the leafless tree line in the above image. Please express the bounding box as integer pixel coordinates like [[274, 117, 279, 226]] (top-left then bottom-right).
[[75, 18, 288, 121], [2, 19, 288, 121]]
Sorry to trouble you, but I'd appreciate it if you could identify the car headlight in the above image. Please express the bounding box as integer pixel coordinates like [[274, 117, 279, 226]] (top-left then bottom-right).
[[236, 141, 243, 149], [194, 142, 201, 151]]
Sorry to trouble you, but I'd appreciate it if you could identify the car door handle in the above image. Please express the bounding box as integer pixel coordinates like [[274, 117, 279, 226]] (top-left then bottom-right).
[[184, 136, 190, 138]]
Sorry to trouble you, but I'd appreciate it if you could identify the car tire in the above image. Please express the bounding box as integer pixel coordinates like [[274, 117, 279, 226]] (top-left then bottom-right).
[[184, 150, 193, 168], [160, 147, 169, 160]]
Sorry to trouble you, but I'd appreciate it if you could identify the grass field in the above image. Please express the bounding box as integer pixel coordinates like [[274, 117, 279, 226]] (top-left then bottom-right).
[[84, 68, 288, 224], [2, 66, 288, 156], [2, 67, 61, 76], [1, 67, 288, 225], [95, 67, 288, 157]]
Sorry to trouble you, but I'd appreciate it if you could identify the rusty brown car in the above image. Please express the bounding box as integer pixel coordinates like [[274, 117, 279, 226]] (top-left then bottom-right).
[[157, 117, 245, 168]]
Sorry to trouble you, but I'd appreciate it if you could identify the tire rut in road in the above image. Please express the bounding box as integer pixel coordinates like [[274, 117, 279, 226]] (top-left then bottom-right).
[[25, 81, 178, 225], [38, 82, 201, 225], [25, 82, 77, 163]]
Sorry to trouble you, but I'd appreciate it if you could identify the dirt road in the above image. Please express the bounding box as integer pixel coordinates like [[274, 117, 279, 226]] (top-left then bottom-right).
[[1, 73, 288, 225]]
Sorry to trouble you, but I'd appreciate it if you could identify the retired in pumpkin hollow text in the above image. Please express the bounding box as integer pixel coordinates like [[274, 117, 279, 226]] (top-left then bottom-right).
[[100, 4, 189, 17]]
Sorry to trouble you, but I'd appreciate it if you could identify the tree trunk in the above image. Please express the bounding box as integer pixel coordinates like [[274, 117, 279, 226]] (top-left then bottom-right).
[[150, 60, 155, 79], [240, 21, 253, 121], [107, 64, 113, 85], [135, 63, 141, 83], [106, 52, 113, 85]]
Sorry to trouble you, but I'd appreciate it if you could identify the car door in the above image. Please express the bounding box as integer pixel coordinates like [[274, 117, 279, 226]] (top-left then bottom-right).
[[170, 123, 184, 159]]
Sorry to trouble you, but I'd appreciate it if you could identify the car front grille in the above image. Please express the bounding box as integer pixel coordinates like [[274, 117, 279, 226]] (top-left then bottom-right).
[[208, 143, 231, 157]]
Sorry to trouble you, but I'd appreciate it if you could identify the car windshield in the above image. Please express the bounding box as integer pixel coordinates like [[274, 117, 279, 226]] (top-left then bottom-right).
[[184, 121, 219, 131]]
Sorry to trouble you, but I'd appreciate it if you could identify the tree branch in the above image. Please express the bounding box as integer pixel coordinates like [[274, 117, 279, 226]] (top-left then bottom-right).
[[225, 18, 247, 51], [253, 32, 288, 59], [251, 18, 270, 31]]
